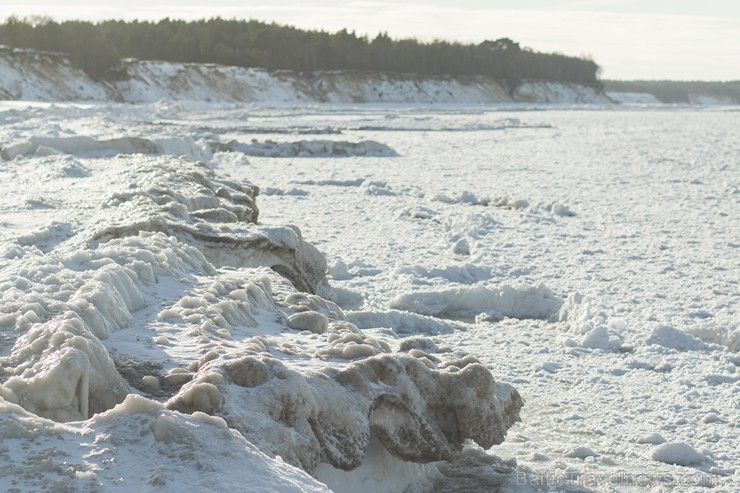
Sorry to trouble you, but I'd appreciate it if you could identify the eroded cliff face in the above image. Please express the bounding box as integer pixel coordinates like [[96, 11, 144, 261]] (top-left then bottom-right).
[[0, 45, 110, 101], [0, 45, 611, 104]]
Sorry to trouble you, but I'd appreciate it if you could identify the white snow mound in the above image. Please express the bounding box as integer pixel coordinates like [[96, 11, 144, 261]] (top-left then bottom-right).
[[650, 442, 707, 466], [389, 283, 563, 320]]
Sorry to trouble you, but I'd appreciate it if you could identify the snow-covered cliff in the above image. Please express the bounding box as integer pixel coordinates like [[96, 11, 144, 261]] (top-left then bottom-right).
[[0, 45, 110, 101], [0, 46, 611, 105]]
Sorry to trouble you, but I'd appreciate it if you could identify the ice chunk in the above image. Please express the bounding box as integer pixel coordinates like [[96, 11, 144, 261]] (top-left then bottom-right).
[[581, 326, 610, 349], [2, 316, 128, 421], [645, 326, 707, 351], [389, 283, 563, 321], [287, 311, 329, 334], [171, 345, 522, 475], [567, 446, 599, 459], [650, 442, 707, 466], [636, 432, 666, 445]]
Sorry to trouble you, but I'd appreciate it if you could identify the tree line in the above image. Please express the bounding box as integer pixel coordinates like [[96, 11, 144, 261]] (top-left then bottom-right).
[[0, 16, 601, 87]]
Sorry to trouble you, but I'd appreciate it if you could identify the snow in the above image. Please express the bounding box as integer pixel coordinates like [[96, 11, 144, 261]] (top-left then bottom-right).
[[0, 47, 610, 106], [607, 91, 662, 105], [0, 45, 109, 101], [513, 81, 611, 104], [388, 283, 563, 320], [0, 50, 738, 492], [0, 394, 330, 492], [650, 442, 708, 466], [214, 138, 397, 157]]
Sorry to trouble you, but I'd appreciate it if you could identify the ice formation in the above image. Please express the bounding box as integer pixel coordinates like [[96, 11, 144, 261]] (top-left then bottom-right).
[[1, 135, 211, 161], [213, 139, 398, 157], [0, 78, 737, 491], [650, 442, 708, 467], [389, 283, 563, 321], [0, 141, 523, 491]]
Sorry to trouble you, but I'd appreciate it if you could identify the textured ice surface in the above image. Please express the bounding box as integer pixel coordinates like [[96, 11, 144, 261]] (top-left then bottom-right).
[[0, 97, 738, 492], [0, 119, 524, 492]]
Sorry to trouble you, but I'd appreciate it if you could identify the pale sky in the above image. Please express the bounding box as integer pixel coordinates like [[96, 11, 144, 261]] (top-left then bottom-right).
[[2, 1, 739, 81]]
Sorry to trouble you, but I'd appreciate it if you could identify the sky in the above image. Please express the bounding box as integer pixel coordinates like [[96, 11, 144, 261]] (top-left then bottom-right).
[[1, 1, 739, 81]]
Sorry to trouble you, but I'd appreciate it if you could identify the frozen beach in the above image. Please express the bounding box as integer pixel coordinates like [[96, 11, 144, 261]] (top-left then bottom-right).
[[0, 101, 737, 492]]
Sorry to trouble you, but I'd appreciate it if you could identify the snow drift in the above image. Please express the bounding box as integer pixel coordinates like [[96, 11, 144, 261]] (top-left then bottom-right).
[[0, 394, 330, 492]]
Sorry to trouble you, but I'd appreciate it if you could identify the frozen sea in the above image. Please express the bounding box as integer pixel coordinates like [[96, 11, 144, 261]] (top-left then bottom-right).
[[0, 102, 737, 492]]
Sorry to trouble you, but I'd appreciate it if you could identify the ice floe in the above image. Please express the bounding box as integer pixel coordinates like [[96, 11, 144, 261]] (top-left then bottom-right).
[[389, 283, 563, 321], [213, 139, 398, 157]]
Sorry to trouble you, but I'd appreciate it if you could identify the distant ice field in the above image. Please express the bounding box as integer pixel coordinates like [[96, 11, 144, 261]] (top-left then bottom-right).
[[0, 102, 737, 491], [225, 106, 738, 489]]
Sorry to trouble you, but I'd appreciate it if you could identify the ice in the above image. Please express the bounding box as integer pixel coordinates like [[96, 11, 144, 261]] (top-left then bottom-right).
[[348, 309, 460, 335], [158, 279, 522, 474], [636, 432, 667, 445], [514, 81, 611, 104], [0, 65, 738, 491], [214, 138, 397, 157], [607, 91, 662, 104], [645, 325, 708, 351], [0, 122, 527, 491], [0, 394, 330, 492], [389, 283, 563, 321], [316, 438, 439, 493], [650, 442, 708, 467]]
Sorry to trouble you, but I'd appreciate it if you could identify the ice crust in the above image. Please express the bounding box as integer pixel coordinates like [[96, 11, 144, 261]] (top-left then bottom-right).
[[0, 140, 523, 490], [0, 86, 737, 491]]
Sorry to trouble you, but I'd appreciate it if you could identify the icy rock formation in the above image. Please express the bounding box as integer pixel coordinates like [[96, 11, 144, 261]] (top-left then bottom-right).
[[147, 276, 522, 475], [1, 315, 128, 421], [0, 146, 522, 487], [89, 157, 330, 296], [0, 231, 215, 421], [213, 138, 398, 157], [164, 284, 524, 474], [0, 155, 328, 423]]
